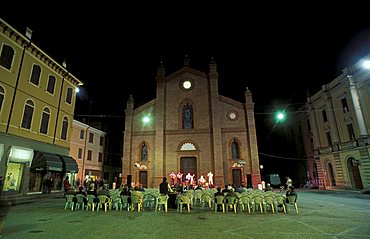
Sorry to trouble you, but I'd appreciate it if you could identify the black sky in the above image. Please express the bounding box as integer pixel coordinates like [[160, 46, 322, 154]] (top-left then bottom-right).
[[2, 4, 370, 173]]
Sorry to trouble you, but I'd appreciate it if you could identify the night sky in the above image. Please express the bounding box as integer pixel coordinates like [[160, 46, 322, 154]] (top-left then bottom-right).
[[2, 4, 370, 178]]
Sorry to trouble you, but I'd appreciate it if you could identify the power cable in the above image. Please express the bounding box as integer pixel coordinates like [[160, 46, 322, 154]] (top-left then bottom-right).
[[259, 152, 311, 161]]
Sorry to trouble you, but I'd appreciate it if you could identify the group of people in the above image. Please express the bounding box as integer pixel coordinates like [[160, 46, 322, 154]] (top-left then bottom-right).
[[168, 171, 214, 188]]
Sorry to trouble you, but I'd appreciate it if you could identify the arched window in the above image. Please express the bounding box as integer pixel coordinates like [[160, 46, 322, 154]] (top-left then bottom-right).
[[30, 65, 41, 86], [40, 107, 50, 134], [47, 75, 56, 94], [61, 116, 68, 140], [182, 103, 193, 129], [0, 44, 14, 70], [66, 87, 73, 104], [0, 86, 4, 112], [231, 139, 240, 159], [141, 143, 148, 161], [21, 99, 34, 129]]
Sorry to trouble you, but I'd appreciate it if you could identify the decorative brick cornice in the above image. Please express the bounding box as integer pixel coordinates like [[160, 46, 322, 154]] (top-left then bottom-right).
[[0, 18, 83, 87], [221, 127, 247, 133]]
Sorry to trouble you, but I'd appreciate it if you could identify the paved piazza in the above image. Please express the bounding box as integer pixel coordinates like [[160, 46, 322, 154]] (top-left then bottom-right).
[[2, 190, 370, 239]]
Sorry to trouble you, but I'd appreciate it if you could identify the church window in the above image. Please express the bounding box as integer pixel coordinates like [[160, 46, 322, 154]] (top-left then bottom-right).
[[141, 143, 148, 161], [182, 103, 194, 129], [231, 139, 240, 159]]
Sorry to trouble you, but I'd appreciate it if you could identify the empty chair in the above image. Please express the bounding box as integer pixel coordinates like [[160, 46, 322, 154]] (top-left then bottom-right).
[[86, 194, 96, 211], [201, 193, 213, 209], [274, 194, 286, 213], [177, 195, 191, 213], [251, 194, 264, 213], [75, 194, 86, 211], [263, 195, 275, 213], [97, 195, 111, 212], [183, 191, 194, 207], [110, 194, 122, 211], [143, 192, 157, 210], [155, 194, 169, 212], [193, 191, 203, 207], [64, 195, 75, 211], [130, 194, 143, 212]]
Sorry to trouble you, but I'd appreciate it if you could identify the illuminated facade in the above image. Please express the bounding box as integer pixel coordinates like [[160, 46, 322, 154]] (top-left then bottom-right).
[[69, 120, 106, 186], [0, 18, 82, 196], [304, 55, 370, 190], [122, 58, 261, 188]]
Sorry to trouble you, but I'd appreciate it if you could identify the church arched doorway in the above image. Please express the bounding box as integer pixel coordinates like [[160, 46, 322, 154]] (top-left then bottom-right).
[[180, 157, 197, 182], [232, 169, 242, 187]]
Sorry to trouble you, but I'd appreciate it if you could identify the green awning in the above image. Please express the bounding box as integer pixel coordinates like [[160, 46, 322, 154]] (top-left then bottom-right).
[[58, 155, 79, 173], [31, 151, 63, 172]]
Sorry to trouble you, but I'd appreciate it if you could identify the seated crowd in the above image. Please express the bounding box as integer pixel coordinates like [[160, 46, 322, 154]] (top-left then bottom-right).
[[64, 179, 298, 213]]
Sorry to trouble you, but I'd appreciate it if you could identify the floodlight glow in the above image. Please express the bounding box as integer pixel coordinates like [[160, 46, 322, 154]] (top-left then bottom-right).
[[362, 60, 370, 69], [142, 116, 150, 124], [277, 113, 285, 120], [75, 87, 80, 93], [274, 110, 286, 123]]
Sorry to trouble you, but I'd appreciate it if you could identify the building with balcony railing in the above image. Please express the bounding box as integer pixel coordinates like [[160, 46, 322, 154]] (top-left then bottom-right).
[[303, 54, 370, 190]]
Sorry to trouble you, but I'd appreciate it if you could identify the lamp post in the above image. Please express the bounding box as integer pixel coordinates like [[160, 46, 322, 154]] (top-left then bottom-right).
[[259, 164, 264, 181]]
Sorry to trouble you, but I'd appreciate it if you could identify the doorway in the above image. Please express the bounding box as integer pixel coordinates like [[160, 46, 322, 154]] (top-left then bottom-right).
[[232, 169, 242, 187], [347, 158, 363, 189], [139, 171, 148, 189], [180, 157, 197, 181]]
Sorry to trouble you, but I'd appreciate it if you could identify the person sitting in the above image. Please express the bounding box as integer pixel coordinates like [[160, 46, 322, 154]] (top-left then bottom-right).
[[87, 185, 98, 204], [226, 187, 236, 197], [138, 184, 145, 192], [132, 186, 144, 202], [222, 184, 230, 194], [74, 186, 87, 206], [285, 186, 298, 204], [214, 187, 224, 212], [120, 184, 131, 205], [265, 183, 273, 192]]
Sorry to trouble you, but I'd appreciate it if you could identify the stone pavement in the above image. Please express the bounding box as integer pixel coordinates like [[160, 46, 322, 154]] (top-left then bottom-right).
[[1, 189, 370, 239]]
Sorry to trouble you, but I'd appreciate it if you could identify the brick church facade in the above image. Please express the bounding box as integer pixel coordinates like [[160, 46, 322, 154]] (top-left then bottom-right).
[[122, 58, 261, 188]]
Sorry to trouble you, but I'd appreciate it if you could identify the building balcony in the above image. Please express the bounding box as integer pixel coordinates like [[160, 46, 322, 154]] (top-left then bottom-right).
[[315, 136, 370, 155]]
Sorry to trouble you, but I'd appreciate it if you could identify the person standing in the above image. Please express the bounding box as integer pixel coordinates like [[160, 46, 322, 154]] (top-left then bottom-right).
[[64, 176, 71, 194], [47, 176, 54, 194], [176, 171, 183, 185], [198, 175, 206, 187], [169, 172, 176, 187], [159, 177, 172, 195], [285, 176, 293, 189], [207, 171, 214, 186]]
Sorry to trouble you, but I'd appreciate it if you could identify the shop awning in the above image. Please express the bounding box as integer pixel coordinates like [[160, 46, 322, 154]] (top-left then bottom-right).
[[58, 155, 79, 173], [31, 151, 63, 172]]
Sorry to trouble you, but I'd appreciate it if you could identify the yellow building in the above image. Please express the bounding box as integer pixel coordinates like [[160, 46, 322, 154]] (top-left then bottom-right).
[[304, 54, 370, 190], [0, 18, 82, 196], [69, 120, 106, 187], [122, 58, 261, 189]]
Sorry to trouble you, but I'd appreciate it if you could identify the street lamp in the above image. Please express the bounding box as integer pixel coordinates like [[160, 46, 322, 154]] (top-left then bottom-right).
[[274, 110, 286, 123], [260, 164, 264, 181]]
